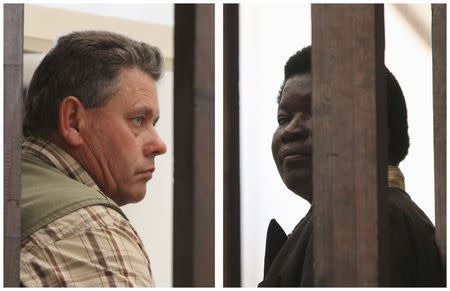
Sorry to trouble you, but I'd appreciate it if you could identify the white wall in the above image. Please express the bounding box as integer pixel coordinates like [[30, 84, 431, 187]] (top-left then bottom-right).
[[239, 4, 434, 287]]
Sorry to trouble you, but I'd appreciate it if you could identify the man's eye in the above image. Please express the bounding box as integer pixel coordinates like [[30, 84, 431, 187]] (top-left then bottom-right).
[[277, 116, 289, 125], [132, 116, 145, 126]]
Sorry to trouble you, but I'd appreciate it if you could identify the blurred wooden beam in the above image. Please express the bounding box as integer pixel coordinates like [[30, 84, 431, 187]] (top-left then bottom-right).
[[4, 3, 24, 287], [432, 3, 446, 281], [173, 4, 215, 287], [223, 4, 241, 288], [311, 4, 387, 286]]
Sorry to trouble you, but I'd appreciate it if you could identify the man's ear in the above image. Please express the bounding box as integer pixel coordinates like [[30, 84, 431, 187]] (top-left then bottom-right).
[[57, 96, 86, 146]]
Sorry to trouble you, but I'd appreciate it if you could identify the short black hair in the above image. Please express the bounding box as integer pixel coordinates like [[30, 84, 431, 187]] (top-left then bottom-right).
[[277, 46, 409, 166]]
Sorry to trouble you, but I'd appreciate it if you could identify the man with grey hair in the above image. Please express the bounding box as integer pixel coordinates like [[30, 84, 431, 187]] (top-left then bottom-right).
[[21, 31, 167, 287]]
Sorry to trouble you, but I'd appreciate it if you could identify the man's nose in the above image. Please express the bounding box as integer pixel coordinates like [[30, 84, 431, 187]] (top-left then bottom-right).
[[143, 128, 167, 157], [281, 114, 311, 143]]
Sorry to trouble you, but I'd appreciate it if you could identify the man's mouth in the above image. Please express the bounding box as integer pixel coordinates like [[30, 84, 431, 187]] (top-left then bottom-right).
[[283, 153, 311, 163], [279, 146, 312, 162], [137, 168, 155, 180]]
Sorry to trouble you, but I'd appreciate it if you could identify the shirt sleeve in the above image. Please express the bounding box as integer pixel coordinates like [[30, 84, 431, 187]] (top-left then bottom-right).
[[20, 205, 154, 287]]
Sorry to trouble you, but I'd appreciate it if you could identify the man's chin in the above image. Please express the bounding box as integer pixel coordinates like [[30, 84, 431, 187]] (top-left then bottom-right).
[[116, 189, 147, 206], [283, 174, 312, 202], [131, 190, 147, 204]]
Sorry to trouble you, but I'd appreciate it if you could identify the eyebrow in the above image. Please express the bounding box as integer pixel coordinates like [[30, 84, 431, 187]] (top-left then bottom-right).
[[130, 105, 153, 116]]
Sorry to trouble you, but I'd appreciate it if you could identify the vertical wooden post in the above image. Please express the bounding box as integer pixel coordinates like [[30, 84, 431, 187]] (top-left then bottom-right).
[[432, 4, 446, 279], [4, 4, 24, 287], [311, 4, 387, 286], [223, 4, 241, 288], [173, 4, 215, 287]]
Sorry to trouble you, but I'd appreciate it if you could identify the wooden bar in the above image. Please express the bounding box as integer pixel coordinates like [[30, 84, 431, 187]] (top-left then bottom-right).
[[4, 4, 24, 287], [311, 4, 387, 286], [223, 4, 241, 288], [432, 4, 446, 278], [173, 4, 215, 287]]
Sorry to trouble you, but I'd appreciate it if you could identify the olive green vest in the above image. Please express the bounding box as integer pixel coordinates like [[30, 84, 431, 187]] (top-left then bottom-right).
[[21, 152, 127, 240]]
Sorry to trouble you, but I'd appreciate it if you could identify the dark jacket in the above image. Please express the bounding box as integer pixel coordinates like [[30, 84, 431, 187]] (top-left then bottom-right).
[[259, 187, 445, 287]]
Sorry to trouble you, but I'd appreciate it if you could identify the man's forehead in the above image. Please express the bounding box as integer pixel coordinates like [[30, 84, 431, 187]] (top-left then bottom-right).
[[101, 73, 160, 117], [115, 69, 158, 96], [280, 74, 312, 103], [285, 74, 311, 89]]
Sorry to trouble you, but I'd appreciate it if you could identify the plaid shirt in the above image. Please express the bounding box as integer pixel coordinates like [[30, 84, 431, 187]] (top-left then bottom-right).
[[20, 137, 154, 287]]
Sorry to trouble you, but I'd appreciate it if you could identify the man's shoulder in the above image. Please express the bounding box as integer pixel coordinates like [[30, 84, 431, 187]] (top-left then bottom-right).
[[22, 152, 95, 193], [385, 189, 444, 286], [21, 153, 126, 239], [386, 187, 434, 230]]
